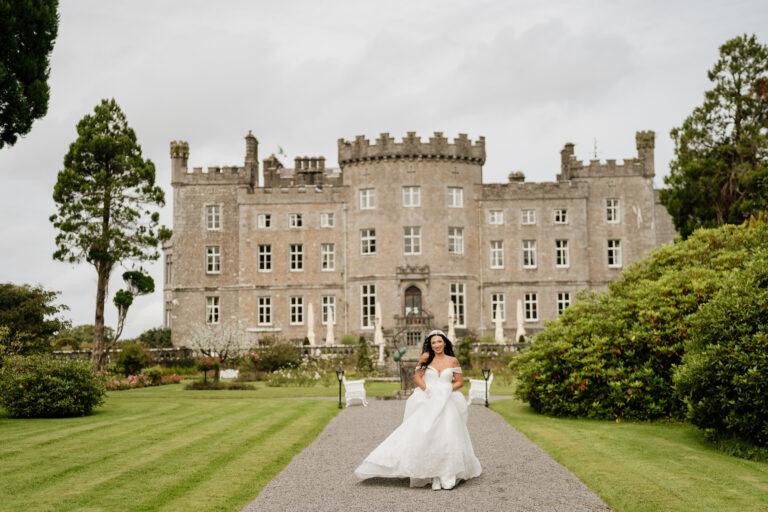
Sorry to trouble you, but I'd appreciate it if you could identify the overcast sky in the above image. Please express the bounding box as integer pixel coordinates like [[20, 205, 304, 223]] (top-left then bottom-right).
[[1, 0, 766, 338]]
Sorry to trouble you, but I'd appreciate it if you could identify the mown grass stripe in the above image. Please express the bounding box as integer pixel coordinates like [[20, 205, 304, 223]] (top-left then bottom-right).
[[0, 398, 252, 504], [19, 400, 307, 511], [492, 399, 768, 512], [214, 403, 339, 511], [135, 401, 327, 511]]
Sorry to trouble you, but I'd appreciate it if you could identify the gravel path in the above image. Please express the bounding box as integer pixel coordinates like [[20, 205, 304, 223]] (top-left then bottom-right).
[[243, 399, 610, 512]]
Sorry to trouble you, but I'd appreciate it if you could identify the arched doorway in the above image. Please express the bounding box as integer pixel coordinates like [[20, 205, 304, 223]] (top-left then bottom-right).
[[404, 285, 422, 316]]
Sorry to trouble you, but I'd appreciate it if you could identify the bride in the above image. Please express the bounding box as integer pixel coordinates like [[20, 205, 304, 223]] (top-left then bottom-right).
[[354, 330, 482, 490]]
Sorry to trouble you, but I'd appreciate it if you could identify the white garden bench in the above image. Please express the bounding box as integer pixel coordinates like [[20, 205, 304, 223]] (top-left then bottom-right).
[[342, 377, 368, 407], [467, 373, 493, 405], [220, 369, 239, 379]]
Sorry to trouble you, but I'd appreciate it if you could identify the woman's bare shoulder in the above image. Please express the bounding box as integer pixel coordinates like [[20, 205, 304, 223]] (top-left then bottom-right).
[[418, 352, 430, 363], [450, 356, 461, 367]]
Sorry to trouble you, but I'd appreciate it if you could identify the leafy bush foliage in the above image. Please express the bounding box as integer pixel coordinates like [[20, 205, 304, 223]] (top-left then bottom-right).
[[114, 343, 151, 376], [140, 365, 164, 385], [0, 355, 105, 417], [340, 334, 357, 345], [515, 221, 768, 420], [355, 337, 374, 374], [251, 342, 301, 372], [456, 336, 473, 368], [674, 247, 768, 449]]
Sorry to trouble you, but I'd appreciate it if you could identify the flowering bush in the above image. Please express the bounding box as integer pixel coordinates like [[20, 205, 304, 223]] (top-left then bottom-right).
[[197, 357, 220, 382], [266, 359, 335, 387], [100, 370, 180, 390]]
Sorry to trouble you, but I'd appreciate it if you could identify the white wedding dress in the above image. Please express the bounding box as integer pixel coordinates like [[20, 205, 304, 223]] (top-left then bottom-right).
[[354, 366, 482, 489]]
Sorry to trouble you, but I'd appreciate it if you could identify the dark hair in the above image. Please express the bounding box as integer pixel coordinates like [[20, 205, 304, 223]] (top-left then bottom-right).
[[420, 332, 455, 367]]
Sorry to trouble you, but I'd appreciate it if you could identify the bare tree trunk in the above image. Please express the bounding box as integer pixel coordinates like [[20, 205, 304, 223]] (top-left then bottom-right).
[[92, 263, 111, 372]]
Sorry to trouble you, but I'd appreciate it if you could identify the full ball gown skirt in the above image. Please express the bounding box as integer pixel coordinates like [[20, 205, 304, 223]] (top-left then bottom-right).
[[354, 367, 482, 489]]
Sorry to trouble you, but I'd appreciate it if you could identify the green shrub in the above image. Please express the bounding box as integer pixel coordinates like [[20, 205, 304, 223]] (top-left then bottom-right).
[[674, 247, 768, 451], [185, 380, 253, 390], [115, 343, 151, 376], [478, 333, 496, 344], [457, 336, 473, 368], [253, 342, 300, 372], [340, 334, 357, 345], [356, 336, 374, 374], [516, 221, 768, 420], [140, 365, 164, 386], [0, 355, 105, 417]]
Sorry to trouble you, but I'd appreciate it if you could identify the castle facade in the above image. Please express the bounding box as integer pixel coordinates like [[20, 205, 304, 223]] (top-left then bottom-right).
[[163, 130, 676, 347]]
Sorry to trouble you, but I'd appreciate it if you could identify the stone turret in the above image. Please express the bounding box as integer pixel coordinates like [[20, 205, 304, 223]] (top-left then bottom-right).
[[635, 130, 655, 177], [245, 131, 259, 188], [337, 131, 486, 166], [170, 140, 189, 184]]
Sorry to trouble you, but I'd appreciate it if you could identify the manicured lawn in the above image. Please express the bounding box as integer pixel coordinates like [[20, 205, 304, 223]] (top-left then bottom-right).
[[0, 383, 340, 512], [493, 399, 768, 512]]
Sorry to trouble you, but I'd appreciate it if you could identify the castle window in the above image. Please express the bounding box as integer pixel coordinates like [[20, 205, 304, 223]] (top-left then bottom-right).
[[557, 292, 571, 315], [522, 240, 537, 269], [206, 205, 221, 230], [320, 213, 334, 228], [606, 199, 620, 223], [607, 239, 622, 268], [321, 243, 335, 271], [289, 213, 303, 228], [491, 293, 505, 322], [290, 244, 304, 271], [524, 293, 538, 321], [258, 213, 271, 229], [450, 283, 466, 327], [322, 296, 336, 325], [447, 187, 463, 208], [258, 297, 272, 325], [490, 241, 504, 269], [165, 303, 172, 329], [290, 296, 304, 325], [489, 210, 504, 225], [521, 209, 536, 225], [404, 227, 421, 255], [258, 244, 271, 272], [360, 188, 376, 210], [206, 246, 220, 274], [448, 227, 464, 254], [165, 254, 172, 284], [361, 284, 376, 329], [206, 296, 220, 324], [555, 240, 570, 268], [403, 186, 421, 207], [554, 209, 568, 224], [361, 229, 376, 255]]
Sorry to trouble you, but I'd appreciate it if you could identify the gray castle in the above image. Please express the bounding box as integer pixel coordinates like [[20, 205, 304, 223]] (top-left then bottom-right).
[[163, 130, 675, 347]]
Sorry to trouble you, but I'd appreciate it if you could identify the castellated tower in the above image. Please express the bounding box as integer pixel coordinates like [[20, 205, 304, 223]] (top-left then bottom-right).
[[163, 130, 675, 350]]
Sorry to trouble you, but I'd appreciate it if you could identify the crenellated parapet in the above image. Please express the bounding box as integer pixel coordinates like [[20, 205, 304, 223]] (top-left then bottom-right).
[[482, 180, 588, 200], [338, 131, 486, 165], [557, 130, 655, 181]]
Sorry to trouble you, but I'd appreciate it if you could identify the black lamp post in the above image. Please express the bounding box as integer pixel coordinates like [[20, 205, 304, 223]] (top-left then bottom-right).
[[336, 368, 344, 409], [482, 366, 491, 408]]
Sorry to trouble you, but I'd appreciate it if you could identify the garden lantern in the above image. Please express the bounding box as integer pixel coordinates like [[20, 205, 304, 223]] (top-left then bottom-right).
[[336, 368, 344, 409], [482, 366, 491, 408]]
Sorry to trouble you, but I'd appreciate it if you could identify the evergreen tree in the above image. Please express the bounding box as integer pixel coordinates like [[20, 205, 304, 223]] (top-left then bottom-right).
[[49, 99, 166, 371], [0, 0, 59, 149], [0, 283, 69, 359], [661, 34, 768, 238], [356, 336, 374, 374]]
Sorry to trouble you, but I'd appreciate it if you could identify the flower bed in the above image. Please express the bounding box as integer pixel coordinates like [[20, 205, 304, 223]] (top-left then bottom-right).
[[101, 372, 181, 391]]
